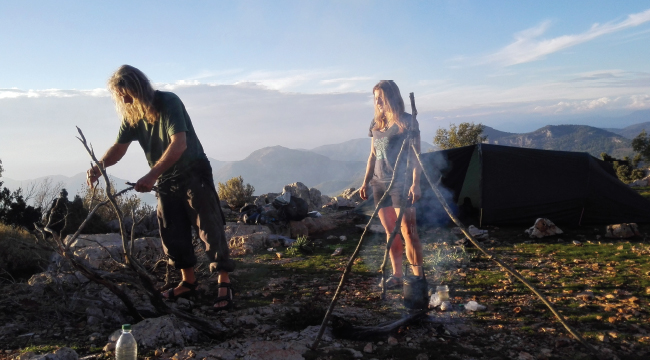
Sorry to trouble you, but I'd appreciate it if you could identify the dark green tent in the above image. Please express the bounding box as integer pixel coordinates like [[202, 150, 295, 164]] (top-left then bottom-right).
[[355, 144, 650, 226]]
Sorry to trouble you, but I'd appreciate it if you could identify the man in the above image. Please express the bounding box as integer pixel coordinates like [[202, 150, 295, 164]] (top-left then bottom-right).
[[87, 65, 235, 311]]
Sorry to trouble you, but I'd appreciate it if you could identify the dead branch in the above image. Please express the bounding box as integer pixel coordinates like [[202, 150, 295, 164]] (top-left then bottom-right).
[[73, 126, 224, 338]]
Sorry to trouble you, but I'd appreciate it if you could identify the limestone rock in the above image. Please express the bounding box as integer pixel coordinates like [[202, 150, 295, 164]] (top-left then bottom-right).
[[340, 188, 362, 202], [254, 193, 280, 207], [283, 182, 313, 209], [229, 233, 269, 252], [302, 217, 337, 234], [70, 236, 163, 270], [108, 315, 203, 349], [605, 223, 641, 238], [27, 347, 78, 360], [224, 224, 272, 240], [525, 218, 563, 238], [309, 188, 322, 210]]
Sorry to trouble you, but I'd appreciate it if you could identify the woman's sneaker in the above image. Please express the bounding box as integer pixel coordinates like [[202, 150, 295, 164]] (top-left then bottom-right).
[[378, 276, 403, 290]]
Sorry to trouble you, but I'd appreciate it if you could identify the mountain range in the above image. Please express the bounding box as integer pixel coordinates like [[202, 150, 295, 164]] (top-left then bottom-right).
[[4, 121, 650, 205]]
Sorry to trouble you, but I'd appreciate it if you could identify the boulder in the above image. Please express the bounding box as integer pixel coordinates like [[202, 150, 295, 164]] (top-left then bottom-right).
[[69, 235, 163, 270], [629, 174, 650, 187], [302, 217, 337, 234], [340, 188, 362, 203], [224, 223, 272, 240], [525, 218, 563, 238], [254, 193, 280, 207], [320, 195, 333, 206], [27, 347, 79, 360], [229, 233, 269, 253], [108, 315, 205, 349], [283, 182, 312, 207], [308, 188, 322, 211], [289, 221, 309, 238], [605, 223, 641, 238], [335, 196, 356, 208]]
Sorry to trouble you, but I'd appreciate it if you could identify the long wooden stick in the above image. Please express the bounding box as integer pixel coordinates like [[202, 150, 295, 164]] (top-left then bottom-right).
[[311, 137, 413, 350], [411, 146, 600, 356]]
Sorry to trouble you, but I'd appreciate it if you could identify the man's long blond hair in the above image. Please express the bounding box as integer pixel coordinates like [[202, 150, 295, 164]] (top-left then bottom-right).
[[372, 80, 406, 132], [108, 65, 159, 126]]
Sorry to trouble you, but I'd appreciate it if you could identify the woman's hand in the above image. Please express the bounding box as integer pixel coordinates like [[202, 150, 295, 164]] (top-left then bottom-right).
[[408, 183, 421, 205], [359, 183, 369, 200]]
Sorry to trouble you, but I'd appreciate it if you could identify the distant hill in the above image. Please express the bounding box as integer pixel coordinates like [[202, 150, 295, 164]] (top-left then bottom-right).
[[207, 157, 228, 172], [214, 146, 366, 196], [2, 173, 157, 207], [603, 121, 650, 140], [310, 138, 436, 161], [482, 125, 632, 158]]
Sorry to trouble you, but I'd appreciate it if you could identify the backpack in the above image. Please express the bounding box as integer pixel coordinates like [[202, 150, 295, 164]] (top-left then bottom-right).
[[275, 196, 309, 222]]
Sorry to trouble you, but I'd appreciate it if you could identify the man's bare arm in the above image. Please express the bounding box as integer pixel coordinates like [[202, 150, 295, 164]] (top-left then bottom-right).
[[134, 132, 187, 192], [87, 142, 130, 187]]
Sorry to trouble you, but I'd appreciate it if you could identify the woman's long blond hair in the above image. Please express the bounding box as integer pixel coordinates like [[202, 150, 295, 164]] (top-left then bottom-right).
[[107, 65, 159, 126], [372, 80, 406, 132]]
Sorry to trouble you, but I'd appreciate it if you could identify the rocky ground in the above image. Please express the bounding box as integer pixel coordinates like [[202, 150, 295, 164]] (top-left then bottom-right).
[[1, 210, 649, 360]]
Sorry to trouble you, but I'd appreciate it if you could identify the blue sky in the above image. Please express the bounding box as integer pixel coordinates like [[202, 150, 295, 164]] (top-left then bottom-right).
[[1, 1, 650, 180]]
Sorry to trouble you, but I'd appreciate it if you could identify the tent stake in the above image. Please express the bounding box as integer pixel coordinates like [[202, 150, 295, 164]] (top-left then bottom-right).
[[411, 145, 601, 358]]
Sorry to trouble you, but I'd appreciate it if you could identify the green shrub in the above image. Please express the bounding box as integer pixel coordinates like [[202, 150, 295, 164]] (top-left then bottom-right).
[[285, 235, 313, 257], [217, 176, 254, 210]]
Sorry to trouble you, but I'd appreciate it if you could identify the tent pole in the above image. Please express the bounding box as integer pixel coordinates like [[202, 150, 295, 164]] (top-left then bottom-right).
[[410, 145, 600, 357]]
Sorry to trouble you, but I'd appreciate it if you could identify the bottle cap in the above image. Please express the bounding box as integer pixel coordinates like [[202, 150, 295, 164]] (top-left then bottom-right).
[[122, 324, 132, 331]]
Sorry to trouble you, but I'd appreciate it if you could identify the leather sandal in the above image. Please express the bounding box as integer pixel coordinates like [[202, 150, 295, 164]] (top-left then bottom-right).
[[212, 282, 233, 312], [162, 281, 199, 300]]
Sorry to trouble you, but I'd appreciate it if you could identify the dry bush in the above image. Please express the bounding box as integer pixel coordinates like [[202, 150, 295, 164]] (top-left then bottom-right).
[[81, 179, 150, 222], [0, 223, 51, 279], [217, 176, 254, 210]]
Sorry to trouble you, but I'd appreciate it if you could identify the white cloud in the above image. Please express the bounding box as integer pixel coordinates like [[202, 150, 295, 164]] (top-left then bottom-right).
[[487, 8, 650, 66], [0, 88, 108, 99]]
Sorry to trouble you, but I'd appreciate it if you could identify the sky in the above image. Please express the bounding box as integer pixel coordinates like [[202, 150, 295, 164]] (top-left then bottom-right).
[[1, 0, 650, 181]]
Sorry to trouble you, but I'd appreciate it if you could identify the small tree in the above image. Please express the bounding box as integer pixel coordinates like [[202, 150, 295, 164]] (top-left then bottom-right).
[[601, 153, 645, 184], [217, 176, 254, 210], [0, 159, 42, 230], [434, 122, 487, 150], [632, 130, 650, 162]]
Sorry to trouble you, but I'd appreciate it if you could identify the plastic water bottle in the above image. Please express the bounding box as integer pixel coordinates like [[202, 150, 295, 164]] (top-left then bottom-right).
[[115, 324, 137, 360]]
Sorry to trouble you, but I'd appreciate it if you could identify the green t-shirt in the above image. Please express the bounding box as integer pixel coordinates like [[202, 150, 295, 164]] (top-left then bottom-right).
[[116, 91, 207, 180]]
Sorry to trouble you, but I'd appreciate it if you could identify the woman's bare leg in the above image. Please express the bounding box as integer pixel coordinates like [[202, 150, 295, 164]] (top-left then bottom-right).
[[378, 206, 404, 278], [396, 207, 423, 277]]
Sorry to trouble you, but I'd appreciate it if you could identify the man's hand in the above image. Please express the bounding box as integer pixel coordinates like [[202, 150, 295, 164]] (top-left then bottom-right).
[[135, 172, 158, 192], [86, 165, 101, 188]]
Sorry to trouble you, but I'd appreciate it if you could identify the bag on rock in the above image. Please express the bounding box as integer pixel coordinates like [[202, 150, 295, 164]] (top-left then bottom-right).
[[275, 196, 309, 222]]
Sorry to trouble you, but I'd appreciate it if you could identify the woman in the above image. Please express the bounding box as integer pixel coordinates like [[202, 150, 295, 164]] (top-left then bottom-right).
[[86, 65, 235, 311], [359, 80, 424, 289]]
